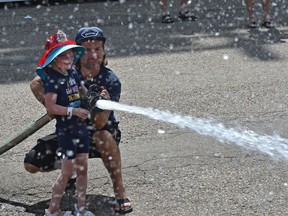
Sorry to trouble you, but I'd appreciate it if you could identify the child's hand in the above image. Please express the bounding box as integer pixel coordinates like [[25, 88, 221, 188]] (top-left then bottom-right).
[[74, 108, 90, 120]]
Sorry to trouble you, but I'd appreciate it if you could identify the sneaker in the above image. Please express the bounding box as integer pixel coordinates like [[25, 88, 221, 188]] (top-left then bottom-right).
[[262, 21, 276, 28], [44, 209, 72, 216], [178, 10, 197, 21], [248, 21, 258, 28], [162, 14, 174, 23], [74, 205, 95, 216]]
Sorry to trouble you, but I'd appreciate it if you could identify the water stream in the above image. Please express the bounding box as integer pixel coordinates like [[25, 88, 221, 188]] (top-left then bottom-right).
[[96, 99, 288, 161]]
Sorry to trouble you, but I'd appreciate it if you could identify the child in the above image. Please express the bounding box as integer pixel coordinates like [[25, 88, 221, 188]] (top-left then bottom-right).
[[37, 30, 94, 216]]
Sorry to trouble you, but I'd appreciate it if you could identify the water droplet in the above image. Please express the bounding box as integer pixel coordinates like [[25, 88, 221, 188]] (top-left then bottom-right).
[[223, 54, 229, 60], [128, 23, 133, 29], [24, 15, 32, 19]]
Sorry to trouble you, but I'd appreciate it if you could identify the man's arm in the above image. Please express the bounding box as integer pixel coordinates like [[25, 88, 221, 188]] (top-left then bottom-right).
[[30, 76, 45, 106]]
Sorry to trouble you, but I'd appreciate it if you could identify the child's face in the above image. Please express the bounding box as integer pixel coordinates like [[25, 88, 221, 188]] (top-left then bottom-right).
[[53, 49, 74, 72]]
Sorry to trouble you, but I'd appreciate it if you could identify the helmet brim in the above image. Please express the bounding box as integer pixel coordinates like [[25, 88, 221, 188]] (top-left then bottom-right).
[[36, 44, 85, 80]]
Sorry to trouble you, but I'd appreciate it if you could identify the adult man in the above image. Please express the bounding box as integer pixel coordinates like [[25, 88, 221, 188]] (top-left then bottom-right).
[[24, 27, 133, 215]]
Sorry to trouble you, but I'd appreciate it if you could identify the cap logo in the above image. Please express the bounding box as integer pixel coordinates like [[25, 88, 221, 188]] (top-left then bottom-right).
[[81, 28, 100, 38]]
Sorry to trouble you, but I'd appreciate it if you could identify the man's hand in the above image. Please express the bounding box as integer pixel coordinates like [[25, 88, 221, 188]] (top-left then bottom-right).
[[86, 84, 105, 112], [47, 112, 55, 119], [99, 86, 111, 100]]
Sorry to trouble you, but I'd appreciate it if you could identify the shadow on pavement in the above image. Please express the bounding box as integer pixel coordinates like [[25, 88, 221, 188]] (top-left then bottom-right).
[[192, 26, 288, 61], [245, 27, 288, 60], [0, 194, 115, 216]]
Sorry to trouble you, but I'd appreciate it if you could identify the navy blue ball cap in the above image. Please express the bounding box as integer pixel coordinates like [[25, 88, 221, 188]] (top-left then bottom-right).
[[75, 27, 106, 44]]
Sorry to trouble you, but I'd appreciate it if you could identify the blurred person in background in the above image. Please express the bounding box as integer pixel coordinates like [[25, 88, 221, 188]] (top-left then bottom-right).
[[160, 0, 197, 23], [245, 0, 275, 28]]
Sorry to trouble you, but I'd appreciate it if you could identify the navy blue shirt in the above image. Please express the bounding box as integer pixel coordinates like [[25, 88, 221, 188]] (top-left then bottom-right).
[[44, 67, 87, 133], [78, 65, 121, 126]]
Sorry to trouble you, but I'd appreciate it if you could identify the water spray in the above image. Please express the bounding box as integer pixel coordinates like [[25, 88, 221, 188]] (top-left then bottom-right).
[[96, 99, 288, 161]]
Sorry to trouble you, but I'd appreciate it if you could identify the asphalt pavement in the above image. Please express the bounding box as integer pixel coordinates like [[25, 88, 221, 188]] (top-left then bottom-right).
[[1, 0, 288, 215]]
